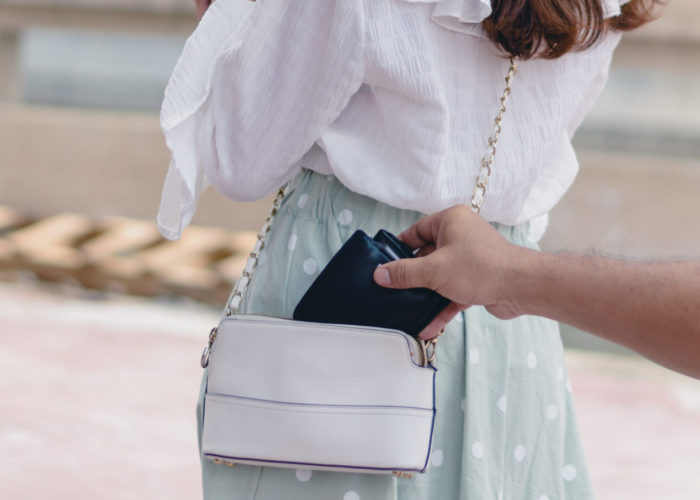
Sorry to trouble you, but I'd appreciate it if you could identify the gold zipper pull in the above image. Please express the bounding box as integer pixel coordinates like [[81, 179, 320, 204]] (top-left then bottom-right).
[[416, 339, 427, 367]]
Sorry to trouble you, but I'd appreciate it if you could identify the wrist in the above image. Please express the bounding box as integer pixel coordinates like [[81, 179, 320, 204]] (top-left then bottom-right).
[[497, 245, 549, 317]]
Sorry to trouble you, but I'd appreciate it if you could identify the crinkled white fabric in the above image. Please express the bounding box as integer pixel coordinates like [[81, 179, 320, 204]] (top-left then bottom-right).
[[157, 0, 626, 241], [158, 0, 257, 240], [399, 0, 491, 37]]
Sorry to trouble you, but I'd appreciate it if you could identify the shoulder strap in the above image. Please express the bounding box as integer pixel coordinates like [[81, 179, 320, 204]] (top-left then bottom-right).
[[470, 58, 517, 213]]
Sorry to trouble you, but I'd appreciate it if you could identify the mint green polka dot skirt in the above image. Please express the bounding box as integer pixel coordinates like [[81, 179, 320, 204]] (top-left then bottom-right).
[[197, 169, 594, 500]]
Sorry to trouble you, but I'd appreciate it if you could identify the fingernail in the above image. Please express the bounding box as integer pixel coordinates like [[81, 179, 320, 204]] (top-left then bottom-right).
[[375, 267, 391, 286]]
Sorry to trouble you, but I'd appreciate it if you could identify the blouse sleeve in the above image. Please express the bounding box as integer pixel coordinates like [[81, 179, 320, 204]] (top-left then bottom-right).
[[565, 31, 621, 139], [157, 0, 365, 241], [565, 0, 627, 139]]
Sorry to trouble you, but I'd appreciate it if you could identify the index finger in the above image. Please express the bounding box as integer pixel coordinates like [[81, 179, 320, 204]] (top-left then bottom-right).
[[397, 211, 442, 250]]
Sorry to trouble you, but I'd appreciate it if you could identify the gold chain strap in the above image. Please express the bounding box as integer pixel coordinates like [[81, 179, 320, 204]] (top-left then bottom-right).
[[470, 58, 517, 214], [201, 58, 517, 368], [222, 186, 287, 317], [201, 186, 286, 368]]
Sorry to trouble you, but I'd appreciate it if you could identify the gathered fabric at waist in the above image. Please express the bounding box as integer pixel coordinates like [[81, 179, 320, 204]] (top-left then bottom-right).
[[279, 168, 534, 250]]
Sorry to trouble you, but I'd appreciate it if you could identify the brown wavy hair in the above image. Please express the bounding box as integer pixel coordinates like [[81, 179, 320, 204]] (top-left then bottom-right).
[[482, 0, 665, 59]]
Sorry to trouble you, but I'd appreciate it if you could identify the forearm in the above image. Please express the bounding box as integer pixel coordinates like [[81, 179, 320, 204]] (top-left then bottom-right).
[[510, 249, 700, 379]]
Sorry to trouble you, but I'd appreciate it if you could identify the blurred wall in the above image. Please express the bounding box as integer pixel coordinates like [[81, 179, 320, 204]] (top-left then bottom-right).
[[0, 0, 275, 231], [0, 0, 698, 283]]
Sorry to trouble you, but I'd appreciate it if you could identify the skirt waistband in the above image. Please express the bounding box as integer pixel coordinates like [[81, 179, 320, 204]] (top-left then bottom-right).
[[280, 168, 533, 248]]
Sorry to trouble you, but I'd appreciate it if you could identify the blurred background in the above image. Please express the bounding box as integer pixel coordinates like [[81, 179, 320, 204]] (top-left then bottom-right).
[[0, 0, 698, 498]]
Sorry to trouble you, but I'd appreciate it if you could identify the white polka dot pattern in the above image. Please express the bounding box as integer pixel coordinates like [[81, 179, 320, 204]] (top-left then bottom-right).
[[546, 404, 559, 421], [514, 444, 526, 462], [527, 352, 538, 369], [498, 395, 507, 413], [295, 469, 312, 482], [303, 258, 318, 275], [343, 491, 360, 500], [297, 193, 309, 209], [337, 208, 353, 225], [469, 347, 480, 364], [562, 464, 578, 481], [431, 449, 444, 467], [471, 441, 484, 459], [287, 234, 298, 252]]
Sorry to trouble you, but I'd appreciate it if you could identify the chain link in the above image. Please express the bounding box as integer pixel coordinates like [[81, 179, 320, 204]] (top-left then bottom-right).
[[222, 186, 287, 316], [470, 58, 517, 214]]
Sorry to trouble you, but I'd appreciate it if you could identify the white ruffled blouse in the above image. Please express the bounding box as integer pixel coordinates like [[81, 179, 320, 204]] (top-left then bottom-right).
[[157, 0, 627, 241]]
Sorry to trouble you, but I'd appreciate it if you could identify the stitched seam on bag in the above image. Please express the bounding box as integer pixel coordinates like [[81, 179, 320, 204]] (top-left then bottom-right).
[[202, 454, 425, 473], [205, 395, 433, 417], [206, 393, 433, 412], [208, 405, 432, 418]]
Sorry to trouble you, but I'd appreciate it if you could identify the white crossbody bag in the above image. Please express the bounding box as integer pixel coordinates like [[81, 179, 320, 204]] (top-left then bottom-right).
[[199, 59, 517, 478]]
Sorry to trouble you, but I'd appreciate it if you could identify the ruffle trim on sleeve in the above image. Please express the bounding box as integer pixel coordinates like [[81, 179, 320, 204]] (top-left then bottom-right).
[[399, 0, 632, 38], [157, 0, 256, 241], [399, 0, 491, 37]]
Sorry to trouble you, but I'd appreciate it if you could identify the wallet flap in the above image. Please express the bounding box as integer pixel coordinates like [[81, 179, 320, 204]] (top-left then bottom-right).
[[373, 229, 415, 260], [293, 230, 449, 337]]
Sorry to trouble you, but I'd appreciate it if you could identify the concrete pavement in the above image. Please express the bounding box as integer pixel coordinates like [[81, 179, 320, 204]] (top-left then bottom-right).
[[1, 281, 698, 499]]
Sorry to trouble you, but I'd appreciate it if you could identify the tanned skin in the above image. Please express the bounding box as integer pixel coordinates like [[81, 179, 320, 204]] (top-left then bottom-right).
[[374, 205, 700, 380]]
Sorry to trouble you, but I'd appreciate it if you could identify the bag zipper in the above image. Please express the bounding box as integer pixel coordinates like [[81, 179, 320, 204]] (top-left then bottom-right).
[[203, 315, 432, 368]]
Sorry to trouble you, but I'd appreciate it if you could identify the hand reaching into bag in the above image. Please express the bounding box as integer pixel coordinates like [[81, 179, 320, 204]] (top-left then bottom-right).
[[373, 205, 522, 339], [373, 205, 700, 379]]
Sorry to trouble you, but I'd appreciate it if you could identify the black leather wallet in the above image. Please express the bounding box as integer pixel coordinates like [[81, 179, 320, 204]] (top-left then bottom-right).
[[293, 229, 450, 338]]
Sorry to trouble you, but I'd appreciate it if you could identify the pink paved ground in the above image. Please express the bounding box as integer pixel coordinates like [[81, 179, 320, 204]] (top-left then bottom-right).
[[1, 282, 698, 500]]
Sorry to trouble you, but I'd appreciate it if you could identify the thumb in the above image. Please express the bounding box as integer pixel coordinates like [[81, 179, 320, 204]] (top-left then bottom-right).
[[373, 256, 435, 290]]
